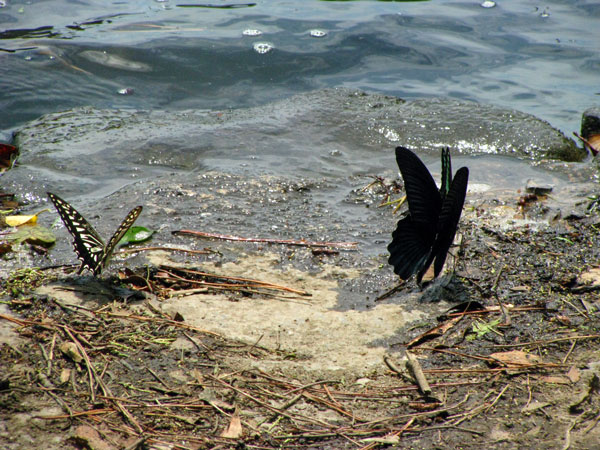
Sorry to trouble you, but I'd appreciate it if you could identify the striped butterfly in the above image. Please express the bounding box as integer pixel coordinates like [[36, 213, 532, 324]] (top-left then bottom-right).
[[47, 192, 143, 276], [387, 146, 469, 285]]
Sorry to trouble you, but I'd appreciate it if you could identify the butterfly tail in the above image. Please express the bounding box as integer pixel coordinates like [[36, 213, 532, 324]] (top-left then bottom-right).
[[440, 147, 452, 199], [432, 167, 469, 279]]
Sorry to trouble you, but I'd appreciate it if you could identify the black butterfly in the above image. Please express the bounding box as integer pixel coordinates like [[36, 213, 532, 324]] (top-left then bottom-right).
[[387, 146, 469, 284], [47, 192, 142, 276]]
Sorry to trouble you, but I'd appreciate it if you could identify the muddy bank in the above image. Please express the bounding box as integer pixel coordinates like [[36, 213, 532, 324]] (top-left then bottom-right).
[[2, 168, 600, 449]]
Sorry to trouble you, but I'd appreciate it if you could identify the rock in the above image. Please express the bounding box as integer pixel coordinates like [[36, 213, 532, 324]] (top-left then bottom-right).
[[581, 107, 600, 139]]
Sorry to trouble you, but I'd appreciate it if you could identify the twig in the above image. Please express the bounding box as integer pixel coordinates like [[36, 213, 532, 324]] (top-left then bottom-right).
[[257, 394, 303, 427], [358, 418, 414, 450], [375, 282, 405, 302], [207, 374, 334, 428], [0, 313, 32, 327], [485, 383, 510, 412], [492, 264, 511, 325], [61, 325, 143, 434], [405, 352, 432, 397], [492, 335, 600, 348], [573, 131, 598, 156], [562, 411, 587, 450], [383, 355, 412, 383], [563, 340, 577, 364], [173, 229, 358, 249], [160, 265, 311, 296], [120, 246, 212, 255]]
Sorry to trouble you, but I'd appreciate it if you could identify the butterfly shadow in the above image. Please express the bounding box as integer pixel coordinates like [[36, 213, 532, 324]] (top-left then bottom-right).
[[43, 274, 151, 308]]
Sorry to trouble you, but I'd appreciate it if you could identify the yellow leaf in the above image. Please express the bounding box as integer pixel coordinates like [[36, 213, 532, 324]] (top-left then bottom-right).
[[5, 209, 49, 227]]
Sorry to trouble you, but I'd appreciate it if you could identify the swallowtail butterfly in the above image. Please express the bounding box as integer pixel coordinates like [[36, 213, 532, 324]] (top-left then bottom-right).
[[387, 146, 469, 284], [47, 192, 142, 276]]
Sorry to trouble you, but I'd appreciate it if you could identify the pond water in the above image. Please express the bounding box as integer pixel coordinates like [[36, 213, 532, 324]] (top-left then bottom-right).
[[1, 0, 598, 144]]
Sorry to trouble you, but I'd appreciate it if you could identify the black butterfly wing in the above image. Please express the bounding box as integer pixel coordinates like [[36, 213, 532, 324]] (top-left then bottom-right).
[[387, 215, 431, 279], [387, 147, 442, 279], [98, 206, 143, 274], [47, 192, 105, 275], [416, 166, 469, 284], [394, 146, 442, 234]]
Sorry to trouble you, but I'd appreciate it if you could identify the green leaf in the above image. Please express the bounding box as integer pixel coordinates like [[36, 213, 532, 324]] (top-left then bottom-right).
[[118, 226, 154, 246], [471, 318, 501, 339], [5, 225, 56, 246]]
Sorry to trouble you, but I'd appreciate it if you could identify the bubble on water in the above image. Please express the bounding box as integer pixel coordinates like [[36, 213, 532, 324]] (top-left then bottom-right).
[[480, 1, 496, 8], [309, 29, 327, 38], [118, 88, 135, 95], [243, 29, 262, 37], [253, 42, 273, 54]]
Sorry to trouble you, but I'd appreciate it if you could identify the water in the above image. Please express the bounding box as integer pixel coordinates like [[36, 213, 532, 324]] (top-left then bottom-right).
[[1, 0, 598, 143]]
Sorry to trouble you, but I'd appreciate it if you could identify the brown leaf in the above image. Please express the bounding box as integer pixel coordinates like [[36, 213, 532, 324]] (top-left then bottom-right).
[[406, 316, 461, 348], [221, 409, 243, 439], [60, 342, 83, 363], [489, 350, 541, 367], [567, 366, 581, 383], [0, 242, 11, 255], [539, 375, 570, 385], [576, 267, 600, 287], [0, 143, 18, 171], [60, 368, 71, 384], [70, 425, 116, 450], [521, 401, 551, 414]]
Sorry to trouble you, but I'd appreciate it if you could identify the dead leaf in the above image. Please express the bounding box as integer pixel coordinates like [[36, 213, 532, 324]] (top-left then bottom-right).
[[0, 143, 18, 171], [570, 373, 600, 413], [4, 209, 48, 227], [70, 425, 115, 450], [221, 409, 243, 439], [553, 315, 571, 326], [489, 350, 542, 367], [191, 368, 203, 384], [576, 267, 600, 287], [0, 242, 11, 255], [521, 400, 551, 414], [509, 285, 530, 292], [60, 342, 83, 363], [406, 316, 461, 348], [60, 368, 71, 384], [361, 434, 401, 444], [539, 375, 570, 385], [567, 366, 581, 383]]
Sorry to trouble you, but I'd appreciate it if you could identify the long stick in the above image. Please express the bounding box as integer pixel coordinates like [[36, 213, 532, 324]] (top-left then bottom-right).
[[173, 230, 357, 249]]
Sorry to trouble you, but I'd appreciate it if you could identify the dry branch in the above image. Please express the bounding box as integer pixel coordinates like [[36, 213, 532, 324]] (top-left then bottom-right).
[[173, 229, 358, 249]]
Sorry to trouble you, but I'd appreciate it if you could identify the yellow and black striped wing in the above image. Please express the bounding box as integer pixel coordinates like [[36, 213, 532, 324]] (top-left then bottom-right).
[[98, 206, 143, 272], [47, 192, 105, 275]]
